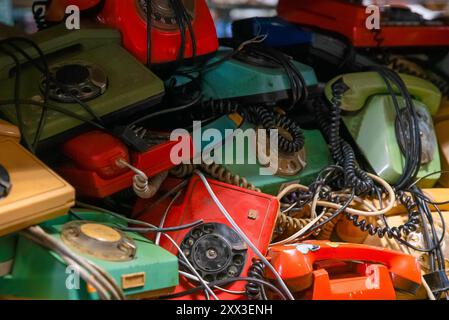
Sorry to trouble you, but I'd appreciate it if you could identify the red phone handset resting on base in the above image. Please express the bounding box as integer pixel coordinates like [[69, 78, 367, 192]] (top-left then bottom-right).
[[266, 241, 422, 300], [96, 0, 219, 65], [57, 130, 193, 198], [277, 0, 449, 48]]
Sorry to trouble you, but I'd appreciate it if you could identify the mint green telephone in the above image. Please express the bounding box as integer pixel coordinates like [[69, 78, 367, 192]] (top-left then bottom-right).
[[325, 72, 442, 187]]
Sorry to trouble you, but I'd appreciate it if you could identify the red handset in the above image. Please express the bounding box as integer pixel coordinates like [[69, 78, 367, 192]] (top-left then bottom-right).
[[96, 0, 218, 65], [278, 0, 449, 48], [57, 130, 193, 198], [266, 241, 422, 300]]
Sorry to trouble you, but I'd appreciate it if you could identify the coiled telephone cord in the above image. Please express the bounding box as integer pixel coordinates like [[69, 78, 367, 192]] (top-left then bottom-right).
[[198, 99, 305, 154], [245, 259, 267, 300], [170, 163, 261, 192], [316, 86, 375, 194]]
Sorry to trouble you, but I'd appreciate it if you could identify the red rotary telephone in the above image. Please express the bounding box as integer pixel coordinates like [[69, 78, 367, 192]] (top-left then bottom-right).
[[134, 175, 280, 300], [265, 241, 422, 300], [96, 0, 219, 65]]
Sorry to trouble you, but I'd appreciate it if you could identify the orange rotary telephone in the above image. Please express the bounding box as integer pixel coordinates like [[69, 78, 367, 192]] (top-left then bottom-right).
[[265, 241, 422, 300]]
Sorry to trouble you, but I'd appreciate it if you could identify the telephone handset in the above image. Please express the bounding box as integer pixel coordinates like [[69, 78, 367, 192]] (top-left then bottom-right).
[[266, 241, 422, 300], [57, 130, 193, 198], [324, 72, 442, 115], [323, 71, 442, 187]]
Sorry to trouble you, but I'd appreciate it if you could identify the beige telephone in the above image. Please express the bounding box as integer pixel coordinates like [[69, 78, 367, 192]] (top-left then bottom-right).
[[0, 120, 75, 236]]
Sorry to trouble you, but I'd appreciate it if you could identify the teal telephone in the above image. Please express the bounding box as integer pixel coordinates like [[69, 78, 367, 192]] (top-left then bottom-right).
[[324, 72, 442, 187], [171, 112, 333, 195], [213, 121, 333, 195], [172, 46, 317, 108], [168, 48, 331, 195], [0, 211, 178, 300]]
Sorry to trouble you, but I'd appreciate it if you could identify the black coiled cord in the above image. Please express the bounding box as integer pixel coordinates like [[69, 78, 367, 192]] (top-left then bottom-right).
[[197, 99, 305, 154], [199, 98, 240, 119], [274, 113, 305, 154], [317, 83, 375, 194], [245, 259, 267, 300], [342, 142, 375, 194], [245, 106, 305, 153], [344, 190, 420, 239]]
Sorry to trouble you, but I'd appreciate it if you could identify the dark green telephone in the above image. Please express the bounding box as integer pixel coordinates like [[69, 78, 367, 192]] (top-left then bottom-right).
[[325, 72, 442, 187], [0, 23, 164, 151]]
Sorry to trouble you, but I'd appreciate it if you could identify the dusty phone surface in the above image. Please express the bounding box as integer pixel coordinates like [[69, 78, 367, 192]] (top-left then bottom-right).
[[0, 134, 74, 237], [325, 72, 442, 187], [0, 24, 164, 151], [0, 211, 178, 300]]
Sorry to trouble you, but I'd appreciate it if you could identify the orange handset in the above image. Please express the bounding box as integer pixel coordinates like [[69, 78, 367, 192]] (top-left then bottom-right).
[[266, 241, 422, 300]]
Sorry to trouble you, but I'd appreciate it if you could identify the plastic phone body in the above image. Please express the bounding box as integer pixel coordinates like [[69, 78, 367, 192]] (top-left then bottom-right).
[[325, 72, 442, 187], [215, 121, 333, 195], [277, 0, 449, 48], [134, 176, 279, 300], [199, 48, 318, 105], [57, 130, 193, 198], [232, 17, 313, 48], [0, 24, 164, 150], [0, 211, 178, 300], [96, 0, 218, 65], [0, 121, 74, 237], [266, 241, 422, 300]]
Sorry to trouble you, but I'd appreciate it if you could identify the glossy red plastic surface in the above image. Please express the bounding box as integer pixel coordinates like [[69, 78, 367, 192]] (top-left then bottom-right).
[[58, 130, 193, 198], [96, 0, 218, 64], [134, 175, 280, 300], [266, 241, 422, 300], [278, 0, 449, 47], [61, 130, 129, 179]]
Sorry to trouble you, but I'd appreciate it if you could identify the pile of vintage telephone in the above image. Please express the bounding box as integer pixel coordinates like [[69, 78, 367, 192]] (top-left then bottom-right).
[[0, 0, 449, 300]]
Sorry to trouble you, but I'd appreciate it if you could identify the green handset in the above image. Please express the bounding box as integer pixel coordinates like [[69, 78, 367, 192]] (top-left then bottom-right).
[[324, 71, 442, 187], [325, 72, 442, 115]]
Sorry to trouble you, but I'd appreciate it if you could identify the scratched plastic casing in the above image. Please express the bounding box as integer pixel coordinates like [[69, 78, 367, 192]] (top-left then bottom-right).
[[135, 176, 279, 300]]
